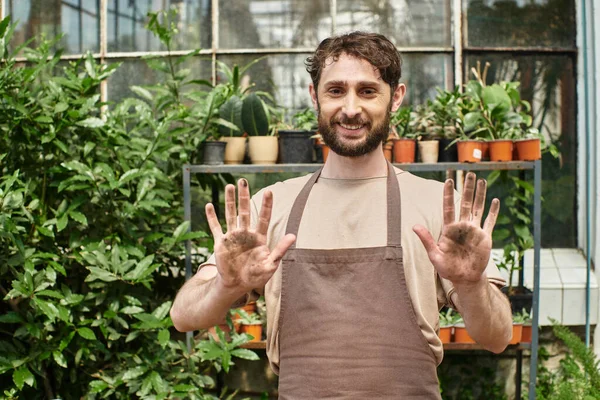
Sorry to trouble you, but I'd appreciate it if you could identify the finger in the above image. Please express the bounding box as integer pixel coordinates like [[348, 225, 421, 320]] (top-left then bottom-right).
[[412, 224, 441, 257], [443, 179, 455, 226], [459, 172, 476, 221], [238, 178, 251, 229], [256, 190, 273, 237], [225, 184, 237, 231], [205, 203, 223, 240], [483, 198, 500, 235], [472, 178, 487, 227], [267, 234, 297, 268]]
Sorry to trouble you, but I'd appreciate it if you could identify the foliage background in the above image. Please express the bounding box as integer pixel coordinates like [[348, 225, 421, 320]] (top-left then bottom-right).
[[0, 13, 257, 399]]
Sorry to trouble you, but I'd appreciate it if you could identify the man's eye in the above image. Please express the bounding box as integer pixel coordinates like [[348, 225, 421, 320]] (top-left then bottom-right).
[[328, 88, 343, 95], [362, 89, 376, 95]]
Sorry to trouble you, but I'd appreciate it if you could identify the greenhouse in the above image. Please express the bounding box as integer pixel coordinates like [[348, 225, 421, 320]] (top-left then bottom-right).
[[1, 1, 599, 399]]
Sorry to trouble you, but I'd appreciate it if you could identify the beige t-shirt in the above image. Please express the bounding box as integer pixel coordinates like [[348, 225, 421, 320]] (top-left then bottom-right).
[[199, 168, 505, 372]]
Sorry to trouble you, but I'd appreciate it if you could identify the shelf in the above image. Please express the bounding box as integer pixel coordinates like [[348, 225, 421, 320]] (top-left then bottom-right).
[[238, 341, 532, 351], [185, 161, 536, 174]]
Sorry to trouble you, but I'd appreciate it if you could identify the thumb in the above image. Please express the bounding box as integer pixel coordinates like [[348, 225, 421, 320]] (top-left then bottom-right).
[[412, 224, 438, 255], [268, 234, 296, 265]]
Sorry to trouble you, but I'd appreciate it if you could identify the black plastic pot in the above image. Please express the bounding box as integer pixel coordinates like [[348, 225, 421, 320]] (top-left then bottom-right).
[[278, 130, 315, 163], [201, 141, 226, 165], [438, 138, 458, 162], [502, 286, 533, 314]]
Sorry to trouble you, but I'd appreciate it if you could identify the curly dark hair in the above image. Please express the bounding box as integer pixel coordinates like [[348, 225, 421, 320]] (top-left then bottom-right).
[[305, 31, 402, 92]]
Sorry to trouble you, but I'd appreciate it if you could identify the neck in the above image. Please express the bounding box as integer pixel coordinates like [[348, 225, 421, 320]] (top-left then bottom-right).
[[320, 144, 389, 179]]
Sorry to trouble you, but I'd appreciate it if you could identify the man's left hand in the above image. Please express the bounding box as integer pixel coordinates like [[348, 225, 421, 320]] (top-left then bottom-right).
[[413, 172, 500, 286]]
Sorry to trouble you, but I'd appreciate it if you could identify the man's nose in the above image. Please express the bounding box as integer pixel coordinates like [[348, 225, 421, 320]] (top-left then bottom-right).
[[342, 93, 362, 119]]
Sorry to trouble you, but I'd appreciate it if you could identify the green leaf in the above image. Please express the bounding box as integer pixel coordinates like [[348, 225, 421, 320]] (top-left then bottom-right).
[[13, 366, 34, 390], [33, 298, 59, 321], [35, 116, 53, 124], [35, 290, 64, 299], [54, 102, 69, 113], [0, 312, 22, 323], [77, 117, 105, 128], [77, 327, 97, 340], [56, 214, 68, 232], [83, 142, 96, 157], [69, 211, 88, 226], [53, 351, 68, 368], [131, 86, 154, 101], [173, 221, 190, 240], [59, 332, 75, 351], [149, 371, 166, 393], [231, 348, 260, 360], [242, 93, 269, 136], [118, 168, 142, 185], [121, 306, 145, 315], [158, 329, 170, 348], [123, 366, 147, 381], [152, 301, 172, 320], [85, 267, 118, 282], [89, 380, 109, 393], [124, 255, 155, 280]]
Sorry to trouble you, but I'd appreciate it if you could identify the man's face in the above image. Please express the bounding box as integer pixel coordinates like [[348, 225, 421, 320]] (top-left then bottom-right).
[[310, 53, 405, 158]]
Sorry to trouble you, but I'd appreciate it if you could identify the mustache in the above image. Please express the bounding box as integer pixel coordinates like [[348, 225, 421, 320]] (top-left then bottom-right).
[[332, 116, 369, 125]]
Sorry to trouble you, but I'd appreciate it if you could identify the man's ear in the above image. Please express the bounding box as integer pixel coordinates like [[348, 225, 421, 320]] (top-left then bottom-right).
[[391, 83, 406, 112], [309, 83, 318, 111]]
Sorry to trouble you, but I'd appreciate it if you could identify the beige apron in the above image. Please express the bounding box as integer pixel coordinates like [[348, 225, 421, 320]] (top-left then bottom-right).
[[277, 162, 441, 399]]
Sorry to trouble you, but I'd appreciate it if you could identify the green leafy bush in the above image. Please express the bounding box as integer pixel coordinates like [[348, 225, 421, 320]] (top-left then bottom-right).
[[0, 11, 254, 399]]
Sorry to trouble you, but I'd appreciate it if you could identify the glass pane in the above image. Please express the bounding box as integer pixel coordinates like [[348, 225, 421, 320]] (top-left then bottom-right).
[[401, 54, 453, 106], [219, 0, 332, 49], [107, 0, 211, 52], [107, 56, 212, 104], [465, 54, 577, 247], [7, 0, 100, 54], [465, 0, 576, 48], [336, 0, 452, 47]]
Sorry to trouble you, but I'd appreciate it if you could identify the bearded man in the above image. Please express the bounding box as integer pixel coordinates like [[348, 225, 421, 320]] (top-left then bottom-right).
[[170, 31, 513, 399]]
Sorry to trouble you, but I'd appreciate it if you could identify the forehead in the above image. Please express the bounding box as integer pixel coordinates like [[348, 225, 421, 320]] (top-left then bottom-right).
[[320, 53, 383, 86]]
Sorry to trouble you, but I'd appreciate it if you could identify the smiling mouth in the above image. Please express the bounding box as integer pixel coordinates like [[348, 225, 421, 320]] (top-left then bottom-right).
[[339, 123, 364, 130]]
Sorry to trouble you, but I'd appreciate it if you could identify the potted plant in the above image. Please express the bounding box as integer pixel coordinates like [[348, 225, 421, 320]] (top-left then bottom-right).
[[452, 314, 476, 344], [438, 308, 460, 344], [197, 89, 227, 165], [431, 87, 462, 162], [277, 107, 317, 163], [236, 308, 263, 342], [514, 308, 532, 344], [219, 95, 246, 164], [243, 93, 277, 164], [390, 106, 418, 163], [411, 102, 439, 163]]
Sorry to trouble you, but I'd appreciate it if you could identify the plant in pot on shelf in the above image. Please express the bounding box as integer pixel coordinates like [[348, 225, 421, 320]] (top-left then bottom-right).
[[236, 309, 264, 342], [243, 93, 277, 164], [431, 87, 463, 162], [277, 107, 317, 164], [219, 94, 247, 164], [438, 308, 460, 344], [390, 106, 418, 163], [410, 101, 439, 163], [196, 89, 227, 165], [513, 308, 532, 344], [452, 314, 476, 344]]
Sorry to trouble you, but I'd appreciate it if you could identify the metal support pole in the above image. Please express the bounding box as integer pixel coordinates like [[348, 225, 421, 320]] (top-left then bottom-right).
[[516, 349, 523, 399], [528, 159, 542, 400], [183, 165, 193, 351]]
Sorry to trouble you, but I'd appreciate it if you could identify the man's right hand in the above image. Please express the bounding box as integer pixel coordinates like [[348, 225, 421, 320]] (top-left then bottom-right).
[[206, 178, 296, 296]]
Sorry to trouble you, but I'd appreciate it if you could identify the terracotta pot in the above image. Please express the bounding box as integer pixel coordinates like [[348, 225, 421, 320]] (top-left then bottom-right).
[[248, 136, 278, 164], [457, 140, 483, 163], [241, 323, 263, 342], [438, 326, 452, 344], [510, 323, 523, 345], [521, 324, 532, 343], [453, 325, 476, 344], [514, 138, 541, 161], [481, 141, 490, 161], [221, 137, 247, 164], [383, 142, 393, 162], [418, 140, 439, 163], [321, 145, 330, 162], [488, 139, 514, 162], [393, 139, 416, 163]]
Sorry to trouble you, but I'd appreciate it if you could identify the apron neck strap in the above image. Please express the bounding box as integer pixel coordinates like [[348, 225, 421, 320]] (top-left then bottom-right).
[[285, 161, 402, 248]]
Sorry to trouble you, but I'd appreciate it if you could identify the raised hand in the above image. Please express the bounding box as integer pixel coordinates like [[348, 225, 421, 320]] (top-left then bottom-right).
[[205, 179, 296, 294], [412, 172, 500, 286]]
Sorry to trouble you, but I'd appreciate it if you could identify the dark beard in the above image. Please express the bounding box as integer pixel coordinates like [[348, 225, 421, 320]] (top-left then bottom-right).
[[318, 106, 391, 158]]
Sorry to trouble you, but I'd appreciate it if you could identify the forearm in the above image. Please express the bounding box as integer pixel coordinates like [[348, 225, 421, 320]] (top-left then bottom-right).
[[170, 265, 247, 332], [452, 279, 512, 353]]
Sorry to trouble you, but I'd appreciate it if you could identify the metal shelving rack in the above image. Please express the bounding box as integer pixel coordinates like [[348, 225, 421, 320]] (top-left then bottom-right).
[[183, 160, 542, 399]]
